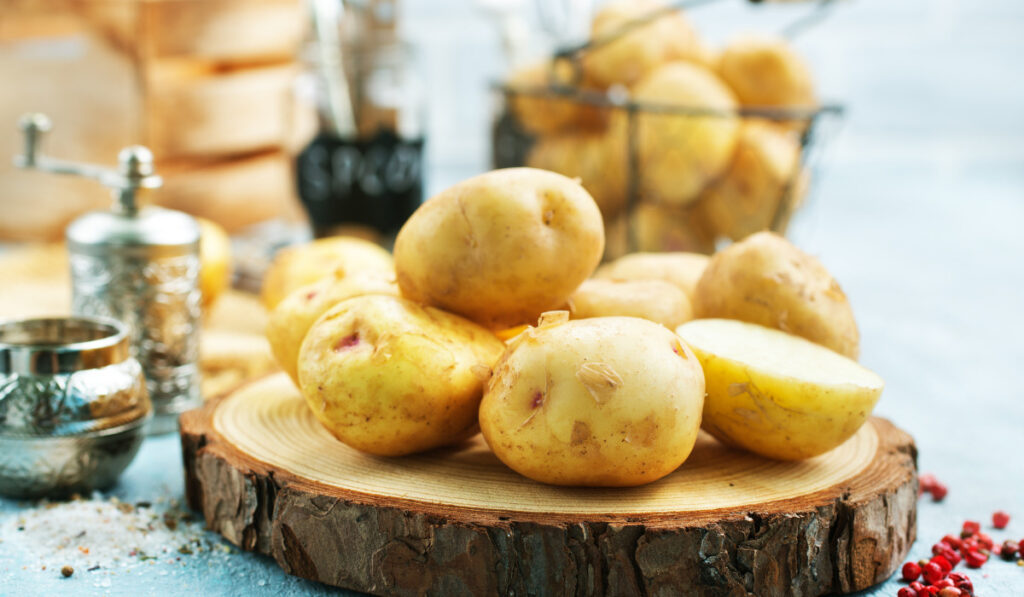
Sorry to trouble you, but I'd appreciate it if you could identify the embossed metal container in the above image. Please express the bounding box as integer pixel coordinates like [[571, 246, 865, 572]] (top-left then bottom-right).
[[64, 149, 202, 435], [0, 317, 151, 498]]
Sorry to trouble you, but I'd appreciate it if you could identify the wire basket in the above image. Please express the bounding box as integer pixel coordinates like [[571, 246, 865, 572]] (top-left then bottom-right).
[[492, 0, 843, 259]]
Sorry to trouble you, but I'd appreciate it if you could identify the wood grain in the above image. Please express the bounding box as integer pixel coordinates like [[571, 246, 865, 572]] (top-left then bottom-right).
[[182, 373, 918, 596]]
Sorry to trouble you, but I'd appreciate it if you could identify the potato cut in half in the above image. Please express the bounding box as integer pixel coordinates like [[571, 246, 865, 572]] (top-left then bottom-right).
[[677, 319, 883, 460]]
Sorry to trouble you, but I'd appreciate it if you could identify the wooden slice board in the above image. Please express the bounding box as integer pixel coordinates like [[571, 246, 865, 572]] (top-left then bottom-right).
[[181, 373, 918, 597]]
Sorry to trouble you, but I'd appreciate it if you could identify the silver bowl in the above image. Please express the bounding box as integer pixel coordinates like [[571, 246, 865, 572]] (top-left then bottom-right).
[[0, 316, 151, 498]]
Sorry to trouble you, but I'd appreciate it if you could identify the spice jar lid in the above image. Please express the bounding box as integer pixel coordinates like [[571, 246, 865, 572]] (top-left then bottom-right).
[[66, 206, 200, 257], [0, 317, 151, 437]]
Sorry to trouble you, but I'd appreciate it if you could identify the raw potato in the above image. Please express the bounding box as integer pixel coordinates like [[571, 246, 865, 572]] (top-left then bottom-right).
[[260, 236, 394, 309], [677, 319, 883, 460], [696, 120, 802, 241], [717, 34, 817, 109], [507, 62, 606, 135], [197, 218, 232, 308], [525, 131, 627, 216], [568, 279, 691, 328], [594, 251, 710, 304], [583, 0, 709, 88], [631, 201, 716, 254], [480, 314, 705, 486], [630, 62, 740, 205], [266, 271, 399, 383], [394, 168, 605, 329], [694, 231, 860, 359], [298, 295, 505, 457]]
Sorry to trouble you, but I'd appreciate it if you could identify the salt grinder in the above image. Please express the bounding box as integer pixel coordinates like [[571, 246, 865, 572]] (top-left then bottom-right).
[[15, 113, 201, 434]]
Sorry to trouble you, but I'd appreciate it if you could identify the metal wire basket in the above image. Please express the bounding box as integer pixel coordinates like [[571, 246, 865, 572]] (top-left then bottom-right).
[[492, 0, 844, 259]]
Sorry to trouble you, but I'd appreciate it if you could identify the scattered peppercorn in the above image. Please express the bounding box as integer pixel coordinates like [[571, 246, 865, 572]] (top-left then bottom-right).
[[992, 510, 1010, 529], [930, 482, 948, 501], [999, 540, 1019, 560], [964, 550, 987, 568], [897, 587, 917, 597], [902, 561, 922, 582], [60, 565, 73, 578], [937, 587, 961, 597], [962, 521, 980, 536], [923, 561, 946, 584]]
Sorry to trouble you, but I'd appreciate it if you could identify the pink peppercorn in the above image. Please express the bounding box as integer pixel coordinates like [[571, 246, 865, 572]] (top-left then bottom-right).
[[938, 588, 962, 597], [901, 561, 922, 581], [962, 520, 980, 536], [1000, 540, 1019, 560], [897, 587, 917, 597], [923, 561, 946, 584], [933, 578, 954, 589], [929, 555, 952, 574], [941, 535, 962, 550], [910, 581, 928, 593], [992, 510, 1010, 529], [964, 550, 988, 568], [931, 482, 948, 501], [976, 532, 994, 550]]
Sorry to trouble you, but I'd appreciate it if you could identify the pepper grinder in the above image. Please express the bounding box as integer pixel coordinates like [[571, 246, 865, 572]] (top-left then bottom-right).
[[14, 113, 201, 435]]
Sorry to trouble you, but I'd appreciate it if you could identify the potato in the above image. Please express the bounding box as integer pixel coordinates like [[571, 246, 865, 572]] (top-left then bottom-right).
[[568, 278, 691, 328], [507, 61, 606, 135], [525, 131, 627, 216], [197, 217, 232, 307], [298, 295, 505, 456], [717, 34, 816, 109], [266, 271, 399, 383], [583, 0, 709, 88], [594, 251, 710, 304], [630, 62, 740, 205], [480, 313, 704, 486], [394, 168, 605, 329], [677, 319, 883, 460], [631, 201, 716, 254], [695, 120, 801, 241], [260, 236, 394, 309], [693, 231, 859, 359]]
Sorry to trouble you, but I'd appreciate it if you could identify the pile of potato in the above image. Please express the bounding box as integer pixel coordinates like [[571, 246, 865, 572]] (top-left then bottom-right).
[[264, 168, 882, 487], [509, 0, 818, 255]]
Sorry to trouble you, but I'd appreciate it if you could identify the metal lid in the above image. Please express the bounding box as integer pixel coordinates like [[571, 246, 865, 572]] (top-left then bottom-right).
[[67, 205, 200, 254], [0, 317, 151, 437]]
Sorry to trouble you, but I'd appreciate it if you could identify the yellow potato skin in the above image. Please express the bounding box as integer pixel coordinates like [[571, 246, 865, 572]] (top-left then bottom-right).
[[594, 252, 710, 304], [568, 278, 692, 328], [678, 319, 883, 460], [630, 62, 740, 206], [197, 217, 232, 308], [717, 34, 817, 109], [583, 0, 709, 88], [298, 295, 505, 456], [695, 119, 802, 241], [266, 271, 399, 384], [394, 168, 605, 329], [525, 131, 627, 217], [260, 236, 394, 309], [480, 316, 705, 487], [694, 231, 860, 359]]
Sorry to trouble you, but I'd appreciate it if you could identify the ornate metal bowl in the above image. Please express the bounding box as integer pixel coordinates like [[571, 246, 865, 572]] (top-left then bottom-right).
[[0, 316, 151, 498]]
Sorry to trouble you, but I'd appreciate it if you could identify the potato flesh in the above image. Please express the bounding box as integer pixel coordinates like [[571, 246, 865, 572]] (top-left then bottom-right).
[[481, 317, 705, 486], [677, 319, 883, 460]]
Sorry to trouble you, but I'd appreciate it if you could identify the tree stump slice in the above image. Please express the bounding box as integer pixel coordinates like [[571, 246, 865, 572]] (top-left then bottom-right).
[[181, 373, 918, 597]]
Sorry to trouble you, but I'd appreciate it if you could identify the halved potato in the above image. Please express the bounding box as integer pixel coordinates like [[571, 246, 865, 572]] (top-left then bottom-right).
[[677, 319, 883, 460]]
